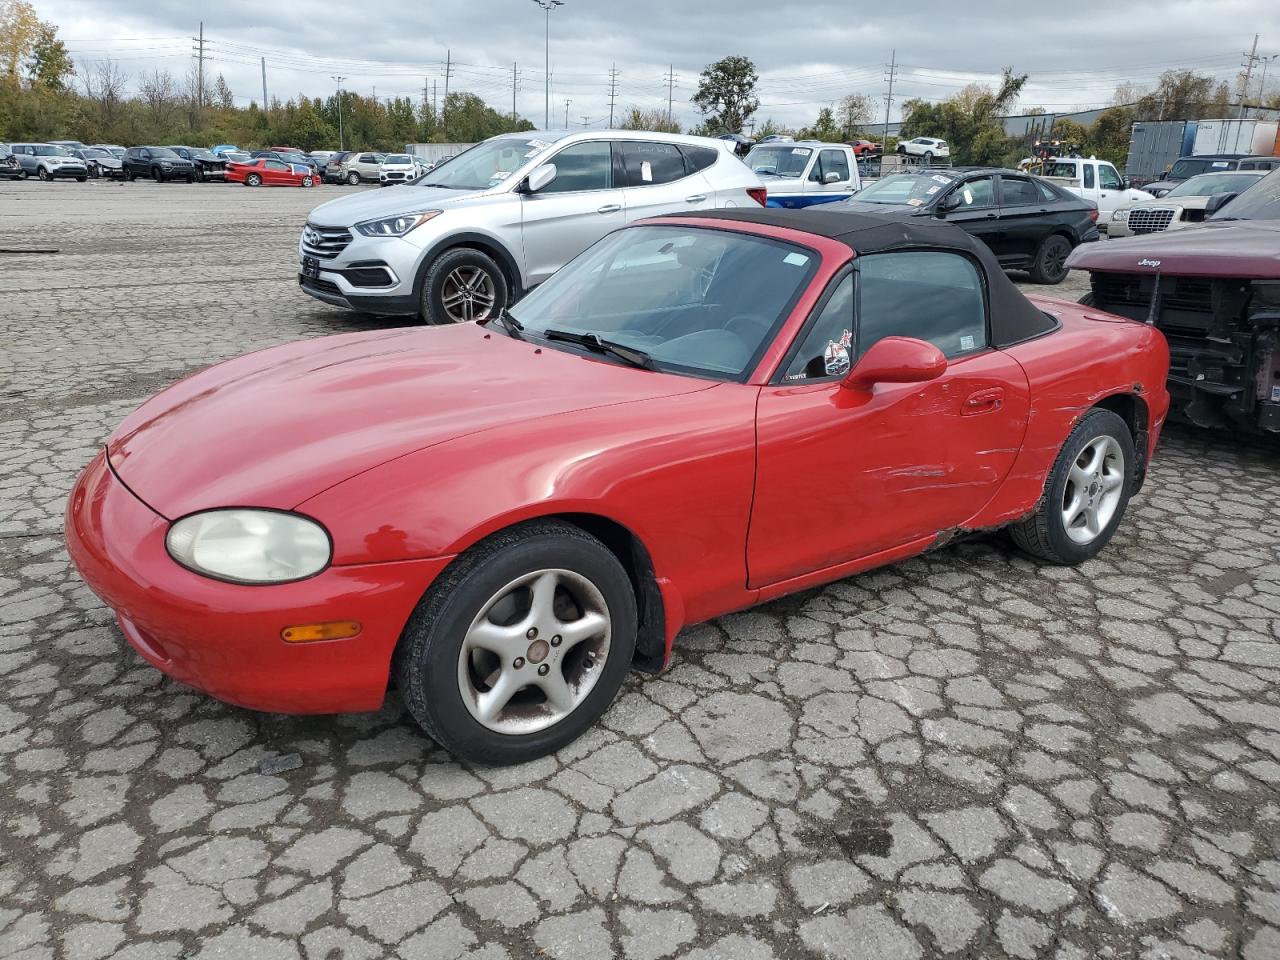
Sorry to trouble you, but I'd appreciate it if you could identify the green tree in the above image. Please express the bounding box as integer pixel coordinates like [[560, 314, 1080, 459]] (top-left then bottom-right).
[[0, 0, 40, 85], [25, 21, 72, 91], [1132, 70, 1229, 121], [900, 68, 1027, 165], [836, 93, 873, 139], [799, 106, 839, 141], [619, 106, 679, 133], [692, 55, 758, 134]]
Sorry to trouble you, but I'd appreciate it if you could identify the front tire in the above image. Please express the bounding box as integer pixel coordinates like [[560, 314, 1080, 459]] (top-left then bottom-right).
[[422, 247, 508, 325], [76, 175, 87, 182], [37, 167, 50, 181], [1010, 408, 1134, 565], [394, 520, 638, 765], [1029, 234, 1073, 284], [152, 167, 164, 183]]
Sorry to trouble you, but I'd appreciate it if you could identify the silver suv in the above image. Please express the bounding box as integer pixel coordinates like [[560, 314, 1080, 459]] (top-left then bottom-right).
[[8, 143, 88, 181], [298, 130, 766, 323]]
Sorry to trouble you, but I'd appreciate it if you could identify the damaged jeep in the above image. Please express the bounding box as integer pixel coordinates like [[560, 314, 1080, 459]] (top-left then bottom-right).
[[1067, 168, 1280, 434]]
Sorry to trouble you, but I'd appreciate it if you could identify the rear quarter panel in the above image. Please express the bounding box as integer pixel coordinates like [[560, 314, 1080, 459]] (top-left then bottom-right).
[[969, 299, 1170, 528]]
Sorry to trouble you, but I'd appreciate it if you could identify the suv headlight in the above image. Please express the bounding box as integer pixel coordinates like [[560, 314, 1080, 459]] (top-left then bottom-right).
[[354, 210, 442, 237], [166, 509, 331, 584], [1112, 209, 1129, 221]]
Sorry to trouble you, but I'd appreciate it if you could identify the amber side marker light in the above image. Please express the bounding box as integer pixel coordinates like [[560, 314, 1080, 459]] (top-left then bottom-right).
[[282, 620, 362, 643]]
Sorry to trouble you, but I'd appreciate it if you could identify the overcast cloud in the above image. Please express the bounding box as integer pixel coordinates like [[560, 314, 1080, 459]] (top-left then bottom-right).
[[34, 0, 1280, 133]]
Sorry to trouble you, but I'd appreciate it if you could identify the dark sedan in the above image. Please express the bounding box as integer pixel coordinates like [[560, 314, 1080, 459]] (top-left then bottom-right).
[[168, 146, 227, 181], [0, 144, 20, 180], [840, 168, 1099, 284]]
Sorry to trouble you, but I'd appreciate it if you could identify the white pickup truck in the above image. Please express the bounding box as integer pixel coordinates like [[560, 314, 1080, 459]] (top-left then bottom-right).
[[1033, 157, 1153, 236], [743, 140, 863, 208]]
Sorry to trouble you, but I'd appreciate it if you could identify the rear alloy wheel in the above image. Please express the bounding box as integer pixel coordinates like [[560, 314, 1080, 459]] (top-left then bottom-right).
[[394, 520, 637, 765], [245, 173, 262, 187], [347, 171, 360, 185], [1030, 234, 1073, 284], [423, 247, 507, 325], [1010, 408, 1134, 565]]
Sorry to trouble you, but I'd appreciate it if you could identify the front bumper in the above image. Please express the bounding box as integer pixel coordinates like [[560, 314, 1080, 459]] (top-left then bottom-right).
[[65, 451, 451, 714], [44, 166, 87, 178], [297, 234, 423, 315]]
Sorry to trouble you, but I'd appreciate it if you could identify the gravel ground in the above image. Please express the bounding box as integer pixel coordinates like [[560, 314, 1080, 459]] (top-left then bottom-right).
[[1, 180, 1278, 960]]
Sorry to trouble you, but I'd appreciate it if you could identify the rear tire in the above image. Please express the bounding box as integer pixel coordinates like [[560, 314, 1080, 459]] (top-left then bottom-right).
[[301, 176, 314, 188], [393, 520, 637, 765], [1078, 292, 1095, 307], [1010, 408, 1134, 565], [347, 171, 360, 185], [923, 150, 934, 162], [245, 173, 262, 187], [1029, 234, 1073, 284]]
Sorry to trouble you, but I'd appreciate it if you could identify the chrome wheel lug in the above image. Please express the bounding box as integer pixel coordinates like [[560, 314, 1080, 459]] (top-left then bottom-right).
[[537, 664, 549, 676], [526, 627, 538, 640], [513, 657, 525, 669], [551, 635, 562, 647]]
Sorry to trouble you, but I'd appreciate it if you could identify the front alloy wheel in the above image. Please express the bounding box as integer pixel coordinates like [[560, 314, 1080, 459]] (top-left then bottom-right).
[[441, 265, 497, 323], [394, 520, 637, 765]]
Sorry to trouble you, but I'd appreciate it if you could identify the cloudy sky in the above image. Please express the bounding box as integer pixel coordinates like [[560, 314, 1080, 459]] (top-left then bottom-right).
[[35, 0, 1280, 131]]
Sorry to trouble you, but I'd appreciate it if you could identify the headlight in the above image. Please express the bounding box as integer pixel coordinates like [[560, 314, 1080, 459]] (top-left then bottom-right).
[[166, 509, 331, 584], [355, 210, 442, 237], [1112, 209, 1129, 221]]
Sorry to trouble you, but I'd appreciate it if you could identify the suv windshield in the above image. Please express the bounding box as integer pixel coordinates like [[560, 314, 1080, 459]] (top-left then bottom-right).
[[149, 148, 179, 158], [33, 145, 71, 156], [1211, 168, 1280, 220], [1166, 172, 1262, 198], [1170, 157, 1236, 179], [848, 172, 955, 205], [506, 225, 816, 380], [385, 155, 412, 164], [744, 145, 812, 178], [417, 136, 558, 190]]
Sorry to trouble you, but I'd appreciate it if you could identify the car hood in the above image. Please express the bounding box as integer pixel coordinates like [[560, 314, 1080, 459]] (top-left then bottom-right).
[[1066, 219, 1280, 278], [106, 324, 713, 519], [838, 201, 926, 219], [306, 186, 491, 226]]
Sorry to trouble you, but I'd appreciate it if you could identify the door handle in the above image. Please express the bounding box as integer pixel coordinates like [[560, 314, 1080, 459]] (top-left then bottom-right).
[[963, 387, 1004, 415], [597, 204, 622, 214], [684, 194, 707, 203]]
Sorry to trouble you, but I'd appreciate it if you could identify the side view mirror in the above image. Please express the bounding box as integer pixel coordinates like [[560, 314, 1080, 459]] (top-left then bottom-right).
[[525, 163, 557, 193], [1204, 192, 1237, 215], [841, 336, 948, 392], [1122, 177, 1131, 189], [937, 192, 963, 214], [822, 171, 841, 184]]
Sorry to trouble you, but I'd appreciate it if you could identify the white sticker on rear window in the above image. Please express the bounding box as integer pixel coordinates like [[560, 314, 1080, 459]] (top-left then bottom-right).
[[960, 335, 976, 351], [641, 160, 653, 182], [791, 147, 812, 156], [783, 252, 809, 266]]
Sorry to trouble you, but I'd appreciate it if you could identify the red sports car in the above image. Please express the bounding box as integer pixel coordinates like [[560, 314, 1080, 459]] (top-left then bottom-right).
[[225, 157, 316, 188], [66, 210, 1170, 764]]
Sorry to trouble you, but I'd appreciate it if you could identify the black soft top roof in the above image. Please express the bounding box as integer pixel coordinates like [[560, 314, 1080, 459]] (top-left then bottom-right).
[[680, 208, 1058, 348]]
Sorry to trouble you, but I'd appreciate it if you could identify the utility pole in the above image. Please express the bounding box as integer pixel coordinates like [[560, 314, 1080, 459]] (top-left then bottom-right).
[[192, 22, 205, 123], [607, 63, 619, 128], [260, 57, 268, 110], [882, 49, 898, 147], [581, 115, 590, 128], [442, 49, 453, 106], [432, 81, 437, 123], [532, 0, 565, 128], [512, 62, 519, 123], [564, 98, 571, 128], [1241, 34, 1260, 115], [1259, 55, 1279, 109], [332, 75, 346, 150], [664, 65, 677, 127]]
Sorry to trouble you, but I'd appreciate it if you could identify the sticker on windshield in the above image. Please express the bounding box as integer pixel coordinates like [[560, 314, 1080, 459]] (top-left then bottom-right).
[[932, 174, 952, 184], [783, 252, 810, 267], [926, 185, 941, 195], [525, 139, 551, 153], [791, 147, 812, 156], [641, 160, 653, 182], [487, 171, 512, 186], [824, 330, 852, 377], [1211, 161, 1229, 168], [907, 198, 924, 206]]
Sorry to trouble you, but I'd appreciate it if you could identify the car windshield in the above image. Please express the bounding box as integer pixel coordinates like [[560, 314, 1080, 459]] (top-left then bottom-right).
[[416, 136, 557, 190], [225, 152, 250, 162], [33, 145, 70, 156], [1211, 168, 1280, 221], [1166, 173, 1262, 198], [80, 148, 110, 158], [186, 148, 217, 160], [848, 172, 954, 205], [1170, 157, 1237, 179], [744, 145, 812, 178], [506, 225, 817, 380], [385, 155, 412, 164], [150, 148, 179, 158]]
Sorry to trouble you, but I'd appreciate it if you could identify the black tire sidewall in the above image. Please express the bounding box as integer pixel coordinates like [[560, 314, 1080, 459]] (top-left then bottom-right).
[[1033, 234, 1072, 284], [422, 248, 508, 325], [401, 529, 637, 765], [1041, 409, 1135, 564]]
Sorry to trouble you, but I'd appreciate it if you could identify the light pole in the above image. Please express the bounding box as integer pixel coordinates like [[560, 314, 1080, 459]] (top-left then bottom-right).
[[331, 75, 346, 150], [531, 0, 564, 128]]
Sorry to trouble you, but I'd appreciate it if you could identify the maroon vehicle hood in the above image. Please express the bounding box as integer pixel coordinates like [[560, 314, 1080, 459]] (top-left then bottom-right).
[[1066, 220, 1280, 278], [107, 325, 712, 518]]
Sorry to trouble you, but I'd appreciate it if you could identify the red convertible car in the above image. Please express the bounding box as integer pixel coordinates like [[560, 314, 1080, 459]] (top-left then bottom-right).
[[225, 157, 316, 188], [66, 210, 1170, 764]]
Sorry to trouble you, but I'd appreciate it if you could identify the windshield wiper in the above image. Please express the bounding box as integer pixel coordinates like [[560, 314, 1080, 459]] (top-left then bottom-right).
[[542, 328, 654, 369], [493, 309, 524, 340]]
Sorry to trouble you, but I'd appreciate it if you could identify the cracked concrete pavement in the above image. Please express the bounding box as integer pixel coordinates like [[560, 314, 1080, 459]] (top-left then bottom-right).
[[2, 180, 1279, 959]]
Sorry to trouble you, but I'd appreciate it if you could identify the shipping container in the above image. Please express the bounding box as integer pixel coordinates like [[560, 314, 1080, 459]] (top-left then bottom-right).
[[1124, 120, 1197, 185]]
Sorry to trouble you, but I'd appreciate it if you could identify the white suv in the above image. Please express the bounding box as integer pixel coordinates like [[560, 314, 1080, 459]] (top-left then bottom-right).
[[299, 130, 767, 324], [896, 137, 950, 160], [379, 154, 418, 187]]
